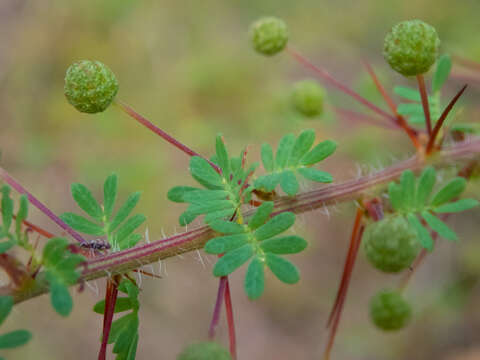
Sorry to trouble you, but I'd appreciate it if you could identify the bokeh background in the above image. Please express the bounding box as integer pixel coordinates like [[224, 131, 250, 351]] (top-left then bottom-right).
[[1, 0, 480, 359]]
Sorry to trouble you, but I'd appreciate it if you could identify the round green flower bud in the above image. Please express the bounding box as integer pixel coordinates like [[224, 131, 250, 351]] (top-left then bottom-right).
[[177, 342, 232, 360], [64, 60, 119, 113], [383, 19, 440, 76], [363, 215, 420, 273], [369, 289, 412, 331], [291, 80, 325, 117], [250, 17, 288, 56]]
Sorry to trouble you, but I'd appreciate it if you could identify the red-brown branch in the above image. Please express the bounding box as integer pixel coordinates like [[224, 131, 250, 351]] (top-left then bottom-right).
[[416, 74, 432, 136], [426, 85, 468, 154]]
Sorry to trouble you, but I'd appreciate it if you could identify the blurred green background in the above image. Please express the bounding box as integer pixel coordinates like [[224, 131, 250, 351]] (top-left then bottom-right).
[[1, 0, 480, 359]]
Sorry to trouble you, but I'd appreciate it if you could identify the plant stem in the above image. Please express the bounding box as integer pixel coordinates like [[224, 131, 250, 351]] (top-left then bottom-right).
[[0, 166, 86, 243], [426, 85, 468, 154], [363, 62, 421, 149], [208, 276, 227, 339], [114, 101, 220, 172], [3, 139, 480, 304], [324, 209, 364, 360], [286, 46, 397, 123], [98, 276, 120, 360], [416, 74, 432, 136], [224, 279, 237, 360]]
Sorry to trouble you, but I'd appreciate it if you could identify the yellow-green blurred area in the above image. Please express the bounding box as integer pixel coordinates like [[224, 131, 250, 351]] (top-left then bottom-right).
[[1, 0, 480, 359]]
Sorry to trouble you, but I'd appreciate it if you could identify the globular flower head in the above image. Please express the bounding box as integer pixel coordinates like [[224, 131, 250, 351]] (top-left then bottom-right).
[[363, 215, 420, 273], [64, 60, 119, 113], [383, 19, 440, 76], [291, 79, 325, 118], [369, 289, 412, 331], [250, 17, 288, 56], [177, 342, 232, 360]]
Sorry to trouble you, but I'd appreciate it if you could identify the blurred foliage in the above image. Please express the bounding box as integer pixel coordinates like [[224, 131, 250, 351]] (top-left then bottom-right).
[[1, 0, 480, 359]]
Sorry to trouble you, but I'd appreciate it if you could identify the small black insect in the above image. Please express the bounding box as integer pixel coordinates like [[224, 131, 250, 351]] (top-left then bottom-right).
[[79, 239, 111, 251]]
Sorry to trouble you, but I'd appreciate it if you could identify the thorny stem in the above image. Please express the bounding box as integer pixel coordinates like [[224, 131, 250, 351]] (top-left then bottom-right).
[[324, 208, 365, 360], [0, 166, 86, 243], [224, 279, 237, 360], [114, 101, 220, 173], [426, 85, 468, 154], [416, 74, 432, 136], [208, 276, 227, 339], [2, 139, 480, 304], [286, 46, 398, 123]]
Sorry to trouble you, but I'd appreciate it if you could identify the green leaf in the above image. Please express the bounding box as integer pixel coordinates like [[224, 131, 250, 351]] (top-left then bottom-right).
[[254, 173, 281, 192], [407, 213, 434, 251], [248, 202, 274, 230], [394, 86, 421, 101], [71, 183, 103, 220], [260, 235, 307, 254], [265, 254, 300, 284], [0, 330, 32, 349], [431, 177, 467, 206], [275, 133, 295, 169], [93, 297, 134, 314], [213, 244, 254, 276], [120, 233, 142, 249], [103, 174, 118, 221], [400, 170, 415, 210], [204, 234, 249, 254], [114, 214, 146, 246], [288, 129, 315, 166], [60, 213, 105, 236], [50, 280, 73, 317], [245, 257, 265, 300], [422, 211, 457, 241], [255, 212, 295, 241], [297, 168, 333, 183], [189, 156, 222, 188], [15, 195, 28, 240], [434, 199, 479, 213], [416, 167, 436, 208], [183, 190, 229, 203], [110, 192, 141, 232], [300, 140, 336, 166], [208, 220, 245, 235], [0, 296, 13, 325], [0, 240, 15, 254], [216, 134, 230, 177], [280, 170, 299, 196], [397, 103, 424, 116], [261, 143, 275, 172], [167, 186, 198, 203], [432, 54, 452, 93], [1, 186, 13, 234], [204, 208, 236, 224], [388, 183, 403, 212], [179, 211, 197, 226]]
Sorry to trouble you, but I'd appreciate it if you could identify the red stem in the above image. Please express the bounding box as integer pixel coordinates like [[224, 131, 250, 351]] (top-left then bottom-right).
[[12, 214, 55, 239], [416, 74, 432, 136], [208, 276, 227, 339], [286, 46, 397, 123], [426, 85, 468, 154], [98, 276, 120, 360], [324, 220, 364, 360], [224, 279, 237, 360], [0, 166, 86, 243], [326, 208, 364, 327], [363, 61, 421, 149], [115, 101, 220, 173]]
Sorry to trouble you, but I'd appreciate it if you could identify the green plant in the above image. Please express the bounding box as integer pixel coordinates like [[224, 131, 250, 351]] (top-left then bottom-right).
[[369, 289, 412, 331], [0, 13, 479, 360], [363, 215, 420, 273]]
